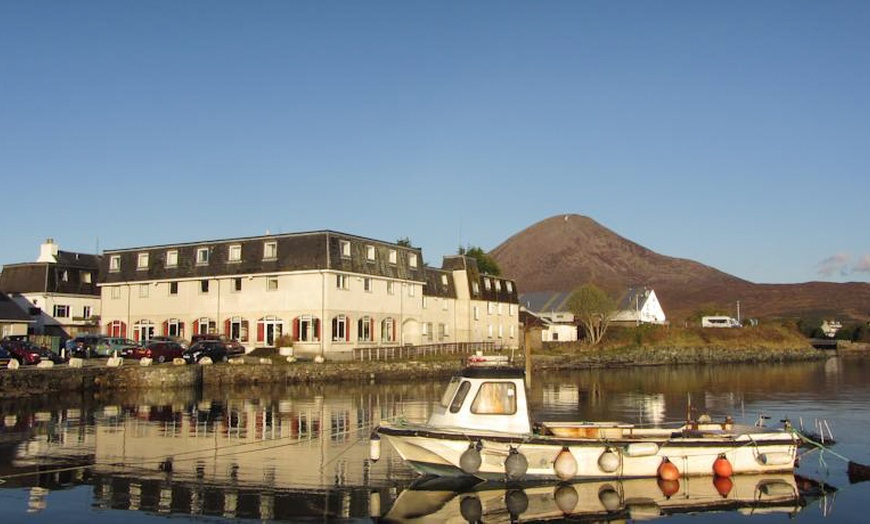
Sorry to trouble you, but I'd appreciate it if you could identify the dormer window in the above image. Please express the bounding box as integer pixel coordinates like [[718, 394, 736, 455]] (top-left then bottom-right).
[[166, 250, 178, 268], [263, 241, 277, 260], [484, 278, 492, 291], [409, 253, 418, 268], [109, 255, 121, 272], [196, 247, 210, 265], [366, 245, 376, 261], [388, 249, 397, 264], [137, 253, 149, 270], [340, 240, 351, 258], [472, 281, 480, 296], [506, 281, 513, 293], [441, 274, 448, 287], [228, 244, 242, 262]]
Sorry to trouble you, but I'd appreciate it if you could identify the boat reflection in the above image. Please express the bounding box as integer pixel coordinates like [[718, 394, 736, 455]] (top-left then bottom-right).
[[384, 473, 822, 523]]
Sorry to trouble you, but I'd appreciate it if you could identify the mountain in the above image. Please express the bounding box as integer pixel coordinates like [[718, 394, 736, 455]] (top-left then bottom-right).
[[490, 214, 870, 323]]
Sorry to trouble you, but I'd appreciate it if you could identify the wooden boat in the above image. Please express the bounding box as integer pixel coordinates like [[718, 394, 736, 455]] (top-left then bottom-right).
[[384, 473, 809, 522], [375, 358, 800, 481]]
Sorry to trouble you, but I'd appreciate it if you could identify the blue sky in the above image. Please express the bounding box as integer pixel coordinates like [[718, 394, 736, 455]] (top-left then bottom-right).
[[2, 1, 868, 284]]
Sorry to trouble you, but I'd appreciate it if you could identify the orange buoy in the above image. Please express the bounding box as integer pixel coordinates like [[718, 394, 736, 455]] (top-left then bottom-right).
[[657, 457, 680, 481], [713, 454, 733, 478], [713, 475, 734, 498], [657, 478, 680, 498]]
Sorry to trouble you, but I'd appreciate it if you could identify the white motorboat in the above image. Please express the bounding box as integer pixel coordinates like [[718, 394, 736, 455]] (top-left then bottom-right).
[[375, 358, 800, 481]]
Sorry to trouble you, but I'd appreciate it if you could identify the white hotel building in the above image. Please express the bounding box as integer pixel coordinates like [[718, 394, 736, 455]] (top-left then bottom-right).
[[98, 230, 519, 359]]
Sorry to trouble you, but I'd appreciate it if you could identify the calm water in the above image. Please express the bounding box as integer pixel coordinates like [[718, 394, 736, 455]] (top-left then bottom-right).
[[1, 355, 869, 522]]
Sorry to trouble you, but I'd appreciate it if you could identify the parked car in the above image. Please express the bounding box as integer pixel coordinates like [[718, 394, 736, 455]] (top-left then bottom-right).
[[35, 346, 66, 364], [182, 340, 234, 364], [0, 345, 13, 367], [69, 334, 110, 358], [149, 336, 189, 350], [189, 334, 245, 356], [104, 337, 140, 357], [1, 339, 42, 365], [128, 340, 185, 363]]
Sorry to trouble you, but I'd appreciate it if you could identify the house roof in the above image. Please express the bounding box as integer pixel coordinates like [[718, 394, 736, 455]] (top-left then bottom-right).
[[518, 291, 572, 313], [0, 292, 31, 322], [618, 287, 654, 311]]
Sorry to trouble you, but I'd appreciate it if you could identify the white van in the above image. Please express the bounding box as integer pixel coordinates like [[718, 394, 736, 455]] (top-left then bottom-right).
[[701, 316, 742, 328]]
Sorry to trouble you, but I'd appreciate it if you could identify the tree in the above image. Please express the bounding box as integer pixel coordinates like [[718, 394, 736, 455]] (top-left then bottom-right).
[[458, 245, 501, 276], [567, 284, 617, 346]]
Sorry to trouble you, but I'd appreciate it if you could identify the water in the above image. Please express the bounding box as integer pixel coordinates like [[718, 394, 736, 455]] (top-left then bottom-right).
[[1, 355, 868, 522]]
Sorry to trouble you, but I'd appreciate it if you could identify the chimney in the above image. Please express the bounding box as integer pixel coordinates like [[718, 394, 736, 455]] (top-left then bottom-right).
[[37, 238, 59, 263]]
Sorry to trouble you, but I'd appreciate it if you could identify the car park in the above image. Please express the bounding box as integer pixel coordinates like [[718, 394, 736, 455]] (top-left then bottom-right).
[[127, 340, 185, 363]]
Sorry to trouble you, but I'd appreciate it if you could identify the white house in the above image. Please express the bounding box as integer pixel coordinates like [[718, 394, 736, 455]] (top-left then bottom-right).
[[519, 291, 579, 342], [611, 287, 667, 325]]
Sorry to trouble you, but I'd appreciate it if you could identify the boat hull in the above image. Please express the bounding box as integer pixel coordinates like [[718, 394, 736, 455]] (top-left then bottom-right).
[[377, 422, 799, 480]]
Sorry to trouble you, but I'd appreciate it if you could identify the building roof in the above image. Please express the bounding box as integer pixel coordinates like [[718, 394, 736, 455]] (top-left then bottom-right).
[[0, 292, 31, 322], [618, 287, 654, 311], [518, 291, 573, 314]]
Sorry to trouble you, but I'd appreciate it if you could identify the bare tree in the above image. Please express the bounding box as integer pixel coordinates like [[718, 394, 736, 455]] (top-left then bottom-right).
[[567, 284, 617, 346]]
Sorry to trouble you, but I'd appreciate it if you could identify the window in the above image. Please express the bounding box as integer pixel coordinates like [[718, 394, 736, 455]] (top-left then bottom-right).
[[194, 318, 216, 335], [495, 280, 502, 292], [439, 323, 448, 339], [471, 382, 517, 415], [268, 278, 278, 291], [296, 315, 320, 342], [196, 247, 210, 265], [109, 255, 121, 272], [498, 324, 504, 338], [82, 306, 92, 319], [488, 324, 494, 338], [442, 298, 449, 311], [200, 280, 210, 293], [139, 284, 149, 298], [363, 277, 372, 292], [422, 296, 428, 309], [440, 377, 462, 407], [488, 302, 495, 315], [263, 241, 277, 260], [134, 319, 155, 342], [228, 244, 242, 262], [166, 318, 184, 338], [506, 281, 513, 293], [422, 322, 432, 341], [449, 381, 471, 413], [166, 250, 178, 268], [510, 325, 515, 339], [108, 320, 126, 338], [365, 245, 375, 261], [82, 271, 92, 284], [387, 281, 395, 295], [484, 278, 491, 291], [332, 315, 348, 341], [358, 316, 373, 342], [228, 317, 249, 342], [169, 282, 178, 295], [409, 253, 418, 268], [509, 304, 517, 316], [340, 240, 351, 258], [137, 253, 149, 269], [498, 303, 503, 315], [388, 249, 397, 264], [61, 270, 68, 282], [441, 274, 448, 287], [53, 304, 70, 318], [408, 284, 415, 297], [473, 306, 480, 320], [472, 281, 480, 296], [110, 287, 121, 299], [336, 274, 349, 290], [381, 317, 395, 342]]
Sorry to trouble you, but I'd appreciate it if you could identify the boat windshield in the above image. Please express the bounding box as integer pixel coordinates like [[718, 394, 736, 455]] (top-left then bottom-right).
[[471, 382, 517, 415], [439, 377, 462, 407]]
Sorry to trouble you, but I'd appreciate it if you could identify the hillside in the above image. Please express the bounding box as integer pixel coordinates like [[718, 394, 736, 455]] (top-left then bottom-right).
[[490, 214, 870, 323]]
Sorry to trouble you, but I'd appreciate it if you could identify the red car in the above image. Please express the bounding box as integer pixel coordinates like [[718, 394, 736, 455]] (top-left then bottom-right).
[[1, 339, 42, 365], [128, 341, 185, 363]]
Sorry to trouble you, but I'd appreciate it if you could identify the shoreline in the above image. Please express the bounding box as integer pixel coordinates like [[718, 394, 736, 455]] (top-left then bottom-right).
[[0, 345, 837, 399]]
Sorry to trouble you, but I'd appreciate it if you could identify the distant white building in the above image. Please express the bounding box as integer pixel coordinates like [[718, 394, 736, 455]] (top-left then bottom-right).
[[820, 320, 842, 338], [611, 288, 667, 325], [519, 291, 579, 342]]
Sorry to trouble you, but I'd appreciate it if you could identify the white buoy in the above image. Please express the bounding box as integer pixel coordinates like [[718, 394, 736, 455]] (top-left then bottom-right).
[[505, 447, 529, 480], [554, 447, 578, 480], [460, 442, 482, 474], [598, 448, 621, 473], [369, 434, 381, 462], [554, 484, 579, 514]]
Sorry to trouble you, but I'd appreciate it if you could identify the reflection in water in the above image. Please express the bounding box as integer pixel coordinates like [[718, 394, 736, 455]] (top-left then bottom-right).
[[0, 357, 868, 521]]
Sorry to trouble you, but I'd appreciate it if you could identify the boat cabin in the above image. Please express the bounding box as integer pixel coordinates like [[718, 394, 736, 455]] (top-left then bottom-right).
[[426, 364, 532, 434]]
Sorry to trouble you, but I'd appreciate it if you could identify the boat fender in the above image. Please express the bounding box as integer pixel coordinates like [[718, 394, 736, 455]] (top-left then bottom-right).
[[714, 476, 733, 498], [657, 457, 680, 481], [553, 446, 578, 480], [627, 501, 662, 520], [369, 433, 381, 462], [758, 479, 796, 497], [459, 495, 482, 522], [657, 478, 680, 498], [625, 442, 659, 457], [598, 448, 621, 473], [369, 490, 381, 518], [758, 452, 793, 466], [505, 489, 529, 519], [554, 484, 579, 514], [505, 447, 529, 481], [713, 454, 733, 477], [598, 485, 621, 512], [460, 442, 482, 475]]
